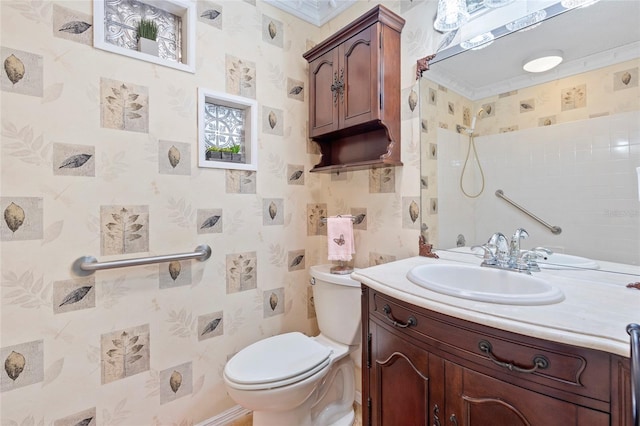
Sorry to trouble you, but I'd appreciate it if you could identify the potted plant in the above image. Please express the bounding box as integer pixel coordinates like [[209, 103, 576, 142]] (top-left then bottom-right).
[[205, 145, 243, 163], [205, 146, 223, 160], [136, 18, 159, 56]]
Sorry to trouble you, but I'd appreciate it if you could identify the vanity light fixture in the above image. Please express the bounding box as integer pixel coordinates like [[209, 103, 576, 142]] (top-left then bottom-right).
[[505, 9, 547, 32], [522, 50, 564, 73], [460, 32, 495, 50], [483, 0, 516, 8], [561, 0, 601, 9], [434, 0, 469, 32]]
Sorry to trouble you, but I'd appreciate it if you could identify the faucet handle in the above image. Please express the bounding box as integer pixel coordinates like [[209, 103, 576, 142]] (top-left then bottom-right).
[[531, 247, 553, 259], [471, 244, 498, 265], [518, 250, 542, 272]]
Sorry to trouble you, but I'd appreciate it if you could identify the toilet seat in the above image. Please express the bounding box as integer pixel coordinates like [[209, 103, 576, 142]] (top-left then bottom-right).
[[224, 332, 332, 391]]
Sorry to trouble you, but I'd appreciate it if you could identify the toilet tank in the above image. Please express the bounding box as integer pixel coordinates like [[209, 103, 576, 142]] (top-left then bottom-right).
[[310, 265, 361, 346]]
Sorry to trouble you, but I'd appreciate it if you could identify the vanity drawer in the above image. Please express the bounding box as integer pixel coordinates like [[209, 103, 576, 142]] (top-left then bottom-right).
[[368, 289, 611, 405]]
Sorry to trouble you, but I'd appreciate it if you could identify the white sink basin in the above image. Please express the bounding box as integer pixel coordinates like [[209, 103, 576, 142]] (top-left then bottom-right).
[[407, 264, 565, 305], [535, 253, 599, 270]]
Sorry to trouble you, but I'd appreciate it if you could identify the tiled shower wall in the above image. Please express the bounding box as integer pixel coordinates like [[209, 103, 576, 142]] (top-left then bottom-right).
[[0, 0, 434, 424], [439, 111, 640, 265], [435, 59, 640, 264]]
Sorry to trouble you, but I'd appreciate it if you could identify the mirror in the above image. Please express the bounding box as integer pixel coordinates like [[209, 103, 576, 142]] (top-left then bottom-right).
[[418, 0, 640, 272]]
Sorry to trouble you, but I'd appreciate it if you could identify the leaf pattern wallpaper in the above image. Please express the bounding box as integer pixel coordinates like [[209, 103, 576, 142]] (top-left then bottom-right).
[[100, 78, 149, 133], [3, 0, 635, 424], [100, 205, 149, 255], [101, 325, 150, 384]]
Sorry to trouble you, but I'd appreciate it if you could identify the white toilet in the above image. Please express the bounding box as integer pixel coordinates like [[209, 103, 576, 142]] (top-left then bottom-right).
[[223, 265, 361, 426]]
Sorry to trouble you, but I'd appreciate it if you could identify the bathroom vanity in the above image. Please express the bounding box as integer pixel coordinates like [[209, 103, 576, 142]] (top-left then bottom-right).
[[352, 256, 637, 426]]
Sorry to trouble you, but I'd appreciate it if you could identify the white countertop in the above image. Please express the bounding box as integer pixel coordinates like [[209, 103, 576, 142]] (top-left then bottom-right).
[[351, 253, 640, 358]]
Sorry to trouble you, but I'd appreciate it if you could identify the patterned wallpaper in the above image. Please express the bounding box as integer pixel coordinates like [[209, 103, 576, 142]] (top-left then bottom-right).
[[0, 0, 430, 424]]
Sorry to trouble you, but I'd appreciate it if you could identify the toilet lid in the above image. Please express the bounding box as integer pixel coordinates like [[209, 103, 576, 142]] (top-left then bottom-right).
[[224, 332, 332, 386]]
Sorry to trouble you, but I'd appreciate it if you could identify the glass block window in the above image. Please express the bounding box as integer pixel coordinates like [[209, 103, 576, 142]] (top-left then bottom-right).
[[203, 104, 246, 151], [198, 89, 258, 171], [104, 0, 183, 63]]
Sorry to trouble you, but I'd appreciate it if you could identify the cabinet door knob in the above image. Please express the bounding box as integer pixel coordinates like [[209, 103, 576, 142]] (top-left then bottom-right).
[[479, 340, 550, 374], [449, 414, 458, 426], [382, 304, 417, 328]]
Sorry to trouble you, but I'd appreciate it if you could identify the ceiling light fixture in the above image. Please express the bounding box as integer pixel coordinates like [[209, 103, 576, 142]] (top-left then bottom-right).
[[433, 0, 469, 32], [522, 50, 564, 73]]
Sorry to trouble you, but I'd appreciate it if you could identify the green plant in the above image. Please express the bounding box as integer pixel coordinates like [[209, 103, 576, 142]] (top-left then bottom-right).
[[206, 144, 241, 154], [136, 19, 158, 41]]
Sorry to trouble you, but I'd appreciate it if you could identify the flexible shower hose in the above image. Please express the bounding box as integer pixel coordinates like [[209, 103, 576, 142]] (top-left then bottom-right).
[[459, 132, 485, 198]]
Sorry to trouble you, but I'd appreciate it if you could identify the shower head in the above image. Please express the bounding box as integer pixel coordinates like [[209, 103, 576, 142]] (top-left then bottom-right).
[[468, 108, 484, 134]]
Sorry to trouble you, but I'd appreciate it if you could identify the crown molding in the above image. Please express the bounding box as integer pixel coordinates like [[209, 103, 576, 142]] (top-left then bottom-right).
[[264, 0, 356, 26]]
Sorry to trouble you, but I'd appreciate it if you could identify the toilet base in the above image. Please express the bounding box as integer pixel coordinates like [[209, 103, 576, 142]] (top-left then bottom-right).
[[247, 356, 356, 426], [328, 409, 355, 426]]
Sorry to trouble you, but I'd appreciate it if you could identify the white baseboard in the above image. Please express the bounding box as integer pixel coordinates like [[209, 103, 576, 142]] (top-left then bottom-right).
[[196, 393, 361, 426], [195, 405, 252, 426]]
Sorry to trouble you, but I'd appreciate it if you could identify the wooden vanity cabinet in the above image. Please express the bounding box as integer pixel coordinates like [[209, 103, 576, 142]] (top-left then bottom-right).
[[303, 5, 404, 172], [361, 286, 632, 426]]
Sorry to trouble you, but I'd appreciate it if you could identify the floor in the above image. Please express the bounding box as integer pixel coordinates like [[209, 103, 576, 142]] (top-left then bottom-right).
[[227, 403, 363, 426]]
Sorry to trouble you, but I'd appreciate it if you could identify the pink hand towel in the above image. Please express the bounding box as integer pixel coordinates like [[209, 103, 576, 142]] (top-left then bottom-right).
[[327, 217, 355, 261]]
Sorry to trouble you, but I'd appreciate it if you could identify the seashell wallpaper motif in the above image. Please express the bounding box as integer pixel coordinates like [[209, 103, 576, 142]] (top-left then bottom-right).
[[1, 47, 43, 97], [263, 198, 284, 225], [262, 15, 283, 48], [287, 77, 304, 101], [1, 340, 44, 392], [160, 362, 192, 404], [263, 106, 284, 135], [198, 2, 222, 29], [0, 197, 43, 241], [53, 4, 92, 45]]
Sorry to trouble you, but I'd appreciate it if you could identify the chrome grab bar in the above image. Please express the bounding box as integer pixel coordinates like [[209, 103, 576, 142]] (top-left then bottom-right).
[[628, 323, 640, 426], [495, 190, 562, 235], [72, 244, 212, 276]]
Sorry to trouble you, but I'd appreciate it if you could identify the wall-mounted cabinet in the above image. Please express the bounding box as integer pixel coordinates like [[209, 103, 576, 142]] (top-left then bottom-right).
[[303, 5, 404, 172]]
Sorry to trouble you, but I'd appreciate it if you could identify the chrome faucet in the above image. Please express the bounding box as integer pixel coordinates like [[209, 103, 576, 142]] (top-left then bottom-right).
[[472, 228, 551, 274]]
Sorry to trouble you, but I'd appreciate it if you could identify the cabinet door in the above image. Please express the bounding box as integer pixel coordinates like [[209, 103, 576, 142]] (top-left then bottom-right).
[[340, 25, 379, 129], [369, 322, 430, 426], [308, 49, 340, 137], [446, 361, 609, 426]]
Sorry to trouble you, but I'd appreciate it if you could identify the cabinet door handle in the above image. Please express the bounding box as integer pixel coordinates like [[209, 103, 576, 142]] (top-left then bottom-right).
[[330, 69, 344, 105], [479, 340, 550, 374], [449, 414, 458, 426], [433, 404, 441, 426], [382, 304, 417, 328]]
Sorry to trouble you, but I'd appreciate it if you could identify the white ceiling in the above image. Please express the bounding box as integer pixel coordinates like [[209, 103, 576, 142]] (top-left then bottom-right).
[[264, 0, 356, 26], [426, 0, 640, 99], [266, 0, 640, 100]]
